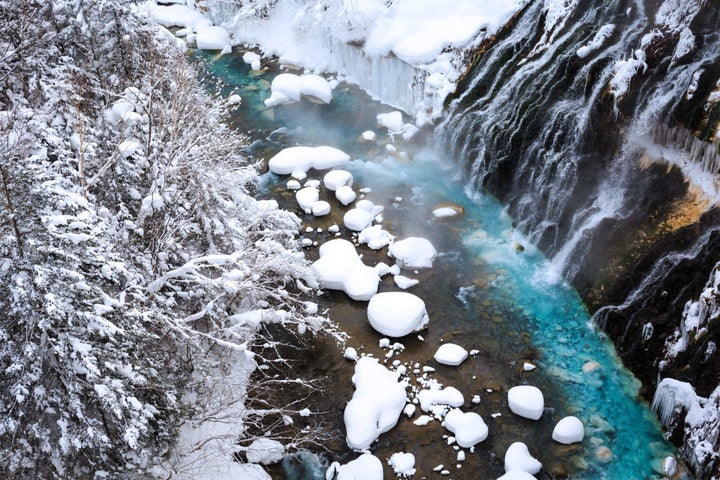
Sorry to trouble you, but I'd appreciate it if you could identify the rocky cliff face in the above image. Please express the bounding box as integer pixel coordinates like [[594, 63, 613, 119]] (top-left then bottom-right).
[[440, 0, 720, 477]]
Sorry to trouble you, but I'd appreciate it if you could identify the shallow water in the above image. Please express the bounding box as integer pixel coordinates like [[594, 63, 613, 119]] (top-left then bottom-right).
[[195, 50, 677, 480]]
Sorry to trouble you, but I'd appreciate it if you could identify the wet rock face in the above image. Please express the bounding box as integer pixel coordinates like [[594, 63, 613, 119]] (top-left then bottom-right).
[[594, 208, 720, 397]]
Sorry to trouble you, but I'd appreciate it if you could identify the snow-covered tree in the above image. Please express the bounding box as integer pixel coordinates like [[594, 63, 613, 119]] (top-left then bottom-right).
[[0, 1, 335, 477]]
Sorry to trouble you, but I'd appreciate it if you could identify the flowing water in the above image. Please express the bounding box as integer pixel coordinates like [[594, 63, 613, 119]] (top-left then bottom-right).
[[195, 50, 679, 479]]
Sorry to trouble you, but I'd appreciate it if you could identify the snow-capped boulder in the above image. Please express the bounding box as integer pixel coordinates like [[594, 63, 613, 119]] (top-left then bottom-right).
[[344, 208, 374, 231], [344, 357, 407, 450], [336, 185, 357, 205], [418, 387, 464, 413], [377, 111, 403, 133], [504, 442, 542, 474], [312, 239, 379, 301], [195, 25, 231, 52], [388, 452, 416, 476], [433, 343, 469, 366], [268, 146, 350, 177], [323, 170, 353, 191], [327, 453, 383, 480], [295, 186, 319, 214], [552, 416, 584, 444], [507, 386, 544, 420], [443, 408, 488, 448], [367, 292, 429, 337], [358, 225, 394, 250], [388, 237, 437, 268]]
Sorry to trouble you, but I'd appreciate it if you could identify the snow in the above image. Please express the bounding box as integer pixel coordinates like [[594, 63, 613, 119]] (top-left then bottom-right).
[[388, 452, 416, 476], [118, 140, 141, 158], [358, 225, 394, 250], [362, 130, 377, 141], [264, 73, 333, 107], [552, 416, 585, 444], [246, 438, 284, 464], [433, 206, 461, 218], [388, 237, 437, 269], [195, 26, 231, 52], [344, 357, 407, 450], [336, 186, 357, 205], [367, 292, 429, 337], [148, 4, 213, 31], [504, 442, 542, 474], [312, 200, 331, 216], [242, 51, 262, 70], [394, 274, 419, 289], [268, 146, 350, 176], [344, 347, 359, 361], [418, 387, 464, 413], [312, 239, 379, 301], [323, 170, 353, 191], [327, 453, 383, 480], [576, 24, 615, 59], [497, 472, 537, 480], [442, 409, 488, 448], [377, 111, 404, 133], [295, 186, 319, 214], [219, 0, 529, 123], [507, 386, 544, 420], [343, 208, 375, 231], [433, 343, 469, 366]]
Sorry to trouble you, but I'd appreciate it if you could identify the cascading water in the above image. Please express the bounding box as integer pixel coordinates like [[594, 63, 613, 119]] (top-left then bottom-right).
[[439, 0, 720, 477]]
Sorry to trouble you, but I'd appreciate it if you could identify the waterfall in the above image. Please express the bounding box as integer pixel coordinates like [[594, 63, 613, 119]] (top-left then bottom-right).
[[439, 0, 720, 281], [439, 1, 720, 476]]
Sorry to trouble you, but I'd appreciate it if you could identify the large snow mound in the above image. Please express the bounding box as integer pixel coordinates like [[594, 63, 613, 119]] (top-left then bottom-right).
[[344, 357, 407, 450], [367, 292, 429, 337]]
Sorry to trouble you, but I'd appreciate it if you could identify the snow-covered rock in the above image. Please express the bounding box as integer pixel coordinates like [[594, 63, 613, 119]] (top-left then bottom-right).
[[552, 416, 584, 444], [377, 111, 404, 133], [268, 146, 350, 177], [264, 73, 333, 107], [344, 357, 407, 450], [497, 472, 537, 480], [443, 408, 488, 447], [433, 343, 469, 366], [367, 292, 429, 337], [295, 187, 319, 214], [336, 185, 357, 205], [312, 200, 331, 216], [323, 170, 353, 191], [195, 26, 231, 52], [243, 51, 262, 70], [327, 453, 383, 480], [388, 452, 416, 476], [344, 208, 374, 231], [358, 225, 394, 250], [504, 442, 542, 474], [246, 438, 284, 464], [394, 274, 419, 289], [507, 386, 544, 420], [388, 237, 437, 268], [418, 387, 464, 413], [312, 239, 379, 301]]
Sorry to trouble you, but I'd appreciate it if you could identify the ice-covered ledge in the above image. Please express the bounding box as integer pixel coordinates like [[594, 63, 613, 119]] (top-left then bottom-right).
[[206, 0, 530, 125]]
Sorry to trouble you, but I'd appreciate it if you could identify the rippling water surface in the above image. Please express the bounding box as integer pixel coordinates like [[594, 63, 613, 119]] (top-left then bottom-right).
[[196, 50, 677, 480]]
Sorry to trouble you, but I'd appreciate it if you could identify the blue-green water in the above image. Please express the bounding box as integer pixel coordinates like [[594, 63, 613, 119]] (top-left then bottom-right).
[[195, 50, 676, 479]]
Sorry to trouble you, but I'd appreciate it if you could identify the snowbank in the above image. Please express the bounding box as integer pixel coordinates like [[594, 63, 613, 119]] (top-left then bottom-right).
[[344, 357, 407, 450]]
